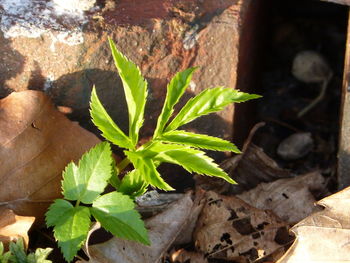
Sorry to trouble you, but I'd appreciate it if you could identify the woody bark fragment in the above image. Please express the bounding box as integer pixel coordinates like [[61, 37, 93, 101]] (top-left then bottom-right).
[[338, 10, 350, 189]]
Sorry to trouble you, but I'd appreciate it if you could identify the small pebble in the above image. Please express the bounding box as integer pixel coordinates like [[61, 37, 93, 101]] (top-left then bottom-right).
[[292, 50, 332, 83], [277, 132, 314, 160]]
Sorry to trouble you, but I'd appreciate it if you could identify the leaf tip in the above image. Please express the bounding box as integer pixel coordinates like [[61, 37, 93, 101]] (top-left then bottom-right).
[[141, 236, 151, 246], [249, 93, 263, 99], [231, 146, 242, 154]]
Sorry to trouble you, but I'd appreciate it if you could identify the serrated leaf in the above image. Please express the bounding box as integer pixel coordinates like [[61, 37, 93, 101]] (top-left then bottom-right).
[[109, 38, 148, 147], [27, 248, 53, 263], [154, 68, 197, 137], [142, 142, 235, 184], [141, 158, 174, 191], [9, 238, 26, 263], [46, 199, 73, 227], [109, 158, 121, 189], [118, 169, 149, 197], [90, 87, 133, 149], [37, 249, 53, 263], [62, 142, 113, 204], [46, 200, 90, 262], [125, 151, 174, 191], [160, 130, 241, 153], [91, 192, 150, 245], [0, 242, 11, 263], [85, 192, 194, 262], [1, 251, 11, 263], [165, 87, 261, 131]]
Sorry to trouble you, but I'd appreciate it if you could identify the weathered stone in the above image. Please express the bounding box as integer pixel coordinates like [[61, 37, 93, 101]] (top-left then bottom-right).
[[339, 10, 350, 190], [277, 132, 314, 161], [0, 0, 262, 155]]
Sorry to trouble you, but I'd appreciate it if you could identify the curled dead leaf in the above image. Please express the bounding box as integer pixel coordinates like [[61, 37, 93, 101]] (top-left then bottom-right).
[[0, 208, 35, 248], [277, 186, 350, 263], [196, 123, 290, 194], [0, 91, 100, 221], [225, 144, 291, 192]]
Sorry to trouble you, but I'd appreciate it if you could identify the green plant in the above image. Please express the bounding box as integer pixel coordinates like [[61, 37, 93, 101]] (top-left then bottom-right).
[[0, 239, 52, 263], [45, 38, 260, 262], [45, 142, 149, 262]]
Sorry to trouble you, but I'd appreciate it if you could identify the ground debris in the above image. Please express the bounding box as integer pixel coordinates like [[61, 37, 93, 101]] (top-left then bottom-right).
[[194, 191, 293, 263], [237, 172, 326, 223]]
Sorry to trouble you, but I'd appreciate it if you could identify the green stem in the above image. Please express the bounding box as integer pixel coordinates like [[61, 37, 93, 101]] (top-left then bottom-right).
[[117, 157, 131, 172], [136, 140, 154, 151], [75, 200, 80, 207]]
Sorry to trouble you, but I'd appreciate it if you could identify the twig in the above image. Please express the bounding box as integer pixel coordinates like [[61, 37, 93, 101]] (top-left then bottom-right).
[[298, 73, 332, 117]]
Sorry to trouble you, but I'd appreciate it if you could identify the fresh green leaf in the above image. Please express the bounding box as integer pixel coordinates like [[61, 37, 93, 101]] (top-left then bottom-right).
[[109, 38, 148, 147], [165, 87, 261, 131], [46, 199, 74, 227], [160, 130, 241, 153], [9, 238, 26, 263], [118, 169, 149, 197], [139, 142, 235, 184], [109, 158, 121, 189], [0, 241, 11, 263], [158, 148, 232, 181], [0, 250, 11, 263], [140, 158, 174, 190], [0, 239, 52, 263], [44, 43, 261, 263], [0, 242, 3, 256], [125, 151, 174, 191], [91, 192, 150, 245], [62, 142, 113, 204], [154, 68, 197, 137], [27, 248, 53, 263], [46, 200, 90, 262], [90, 87, 133, 149]]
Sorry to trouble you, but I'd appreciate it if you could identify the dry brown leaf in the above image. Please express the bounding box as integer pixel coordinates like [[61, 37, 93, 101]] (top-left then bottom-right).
[[277, 186, 350, 263], [0, 208, 35, 248], [194, 191, 294, 263], [229, 123, 290, 192], [170, 249, 208, 263], [237, 172, 326, 223], [0, 91, 100, 220], [174, 189, 206, 245], [82, 192, 197, 263], [196, 123, 290, 194], [224, 143, 291, 192]]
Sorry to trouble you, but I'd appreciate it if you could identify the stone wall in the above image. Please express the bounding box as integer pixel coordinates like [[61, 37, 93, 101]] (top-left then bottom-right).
[[0, 0, 262, 153]]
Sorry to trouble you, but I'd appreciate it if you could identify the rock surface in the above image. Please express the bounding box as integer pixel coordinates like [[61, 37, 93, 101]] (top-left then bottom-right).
[[277, 132, 314, 161], [0, 0, 261, 151]]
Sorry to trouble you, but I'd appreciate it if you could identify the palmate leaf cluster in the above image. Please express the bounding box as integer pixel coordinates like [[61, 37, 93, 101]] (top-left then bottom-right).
[[45, 38, 260, 262], [0, 239, 52, 263], [91, 38, 260, 194], [45, 143, 149, 262]]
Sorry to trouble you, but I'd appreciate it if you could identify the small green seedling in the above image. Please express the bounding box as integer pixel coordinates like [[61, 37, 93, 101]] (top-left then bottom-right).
[[46, 38, 260, 262], [0, 238, 52, 263], [45, 142, 149, 262]]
